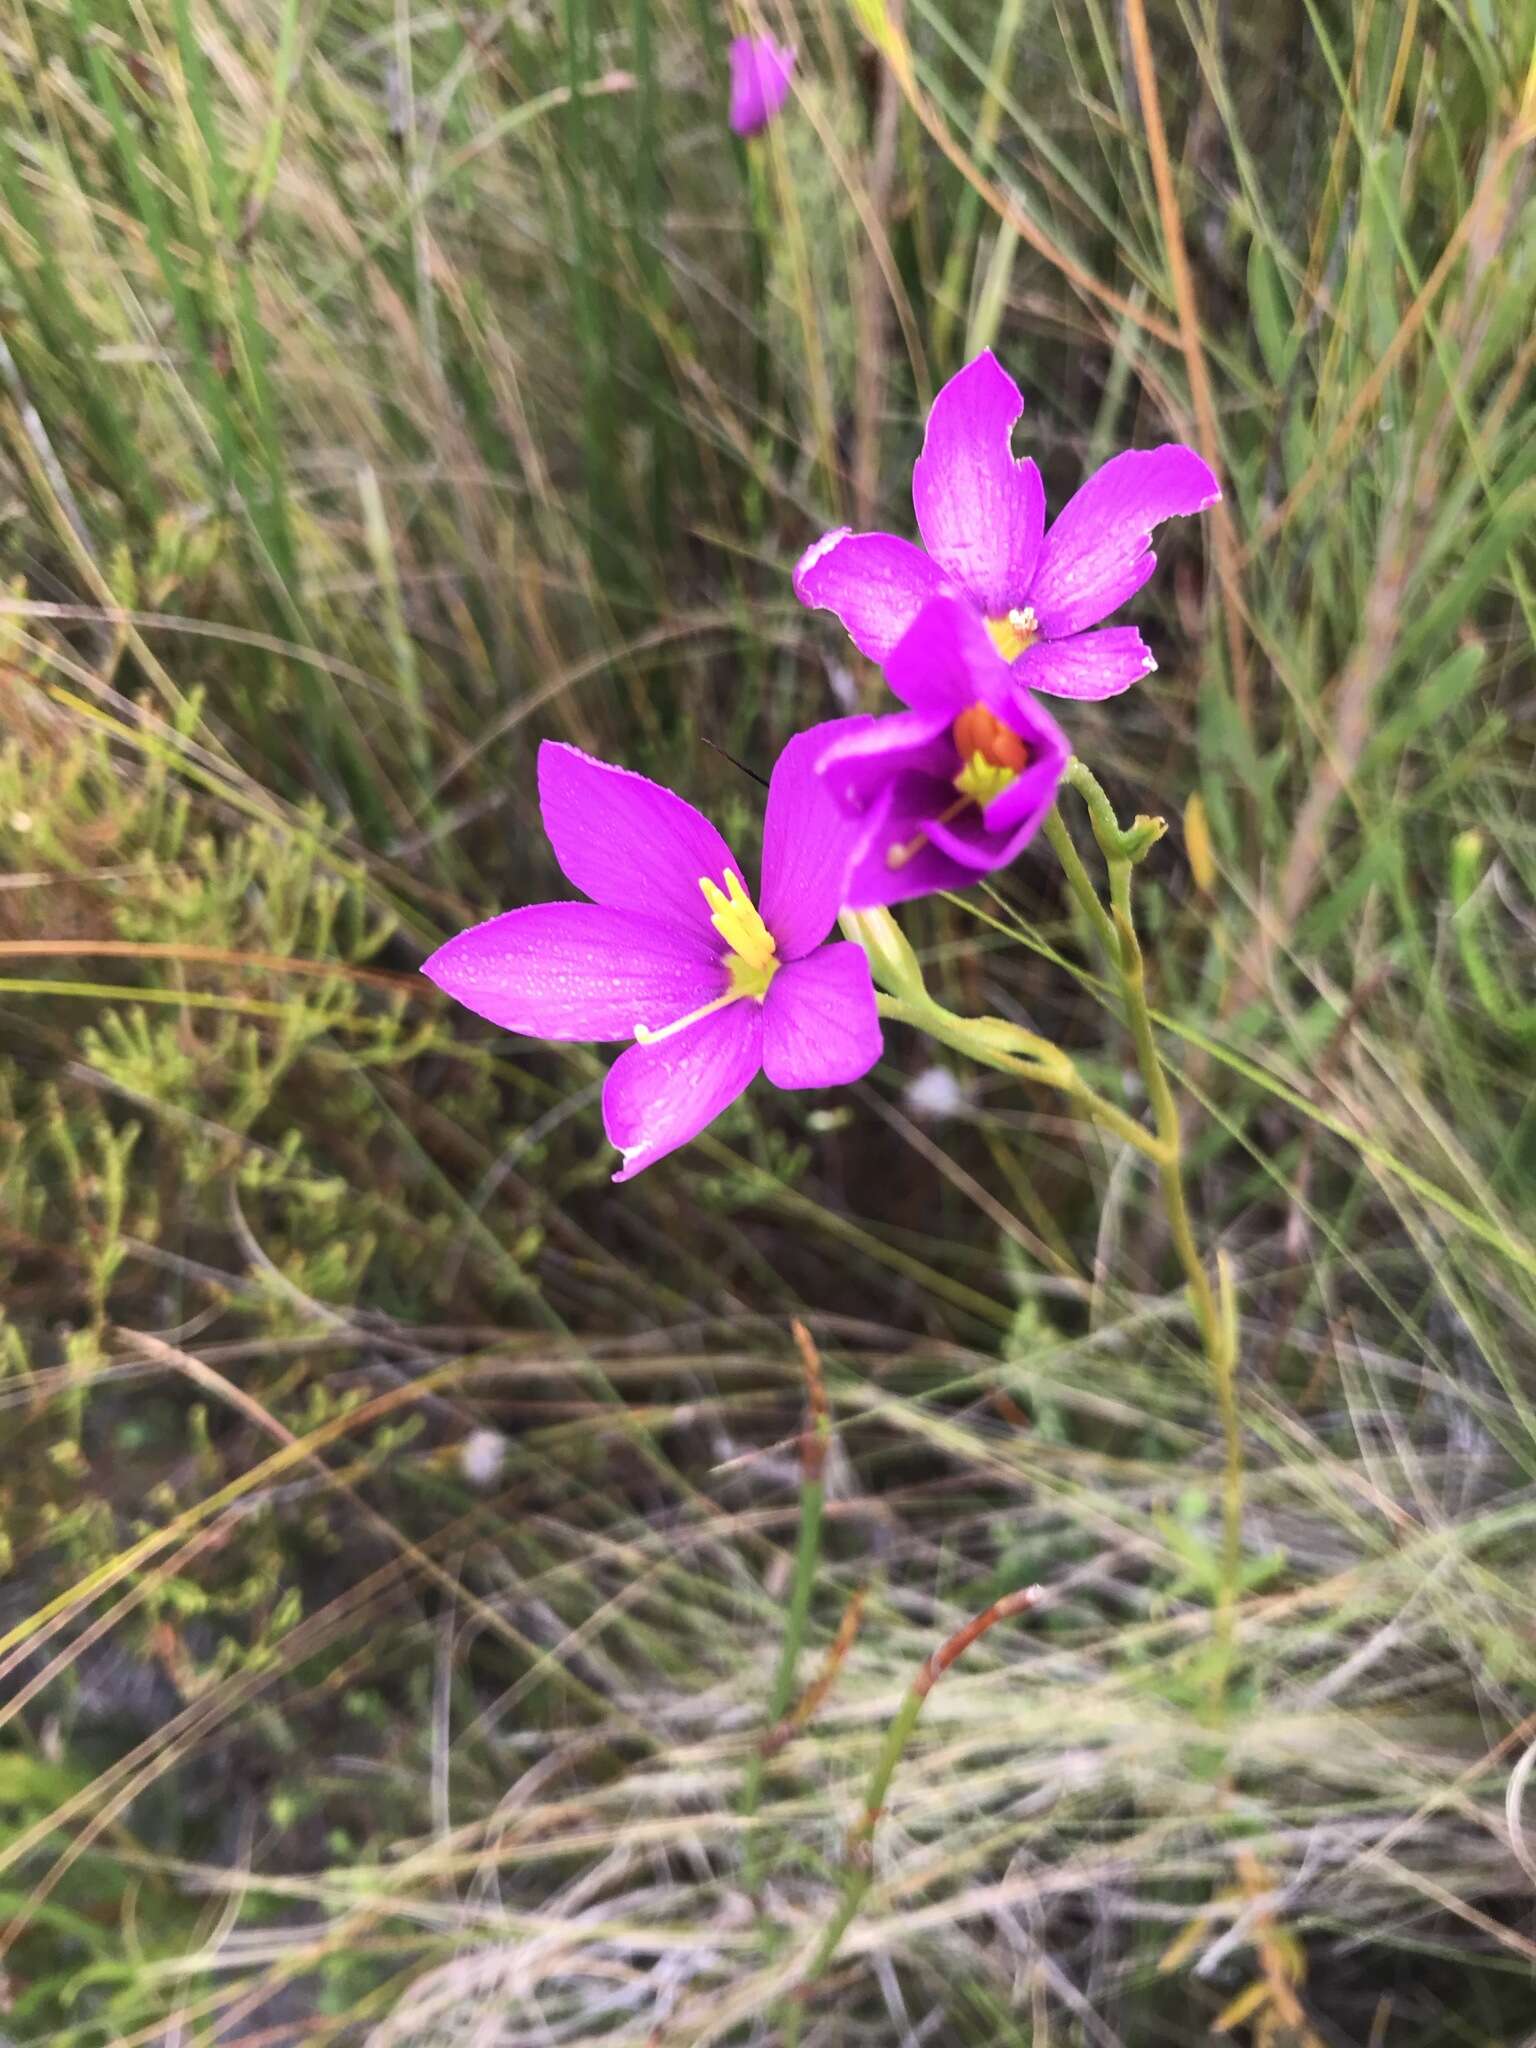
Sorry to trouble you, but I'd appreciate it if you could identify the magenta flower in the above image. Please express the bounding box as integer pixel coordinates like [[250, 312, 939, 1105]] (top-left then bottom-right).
[[422, 727, 880, 1181], [817, 595, 1071, 909], [794, 351, 1220, 700], [728, 34, 795, 136]]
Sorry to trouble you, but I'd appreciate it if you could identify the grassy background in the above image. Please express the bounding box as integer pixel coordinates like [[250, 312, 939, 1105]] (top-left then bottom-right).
[[2, 0, 1535, 2040]]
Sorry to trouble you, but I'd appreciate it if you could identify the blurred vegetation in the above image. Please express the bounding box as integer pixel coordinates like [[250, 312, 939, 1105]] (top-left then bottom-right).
[[1, 0, 1535, 2041]]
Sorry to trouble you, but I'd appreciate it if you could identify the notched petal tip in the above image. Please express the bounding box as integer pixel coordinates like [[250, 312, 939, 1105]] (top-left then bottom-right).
[[1012, 625, 1160, 702], [792, 527, 948, 665], [1026, 443, 1223, 639], [1181, 450, 1224, 509], [792, 525, 853, 599], [935, 348, 1025, 419], [912, 352, 1042, 612], [601, 1001, 763, 1181]]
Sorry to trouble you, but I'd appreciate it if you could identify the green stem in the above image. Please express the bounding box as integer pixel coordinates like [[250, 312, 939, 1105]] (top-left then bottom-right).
[[740, 1460, 826, 1890], [789, 1587, 1041, 2037], [873, 993, 1065, 1084], [874, 994, 1167, 1163], [1060, 771, 1243, 1700], [795, 1684, 922, 2002], [1044, 805, 1116, 958]]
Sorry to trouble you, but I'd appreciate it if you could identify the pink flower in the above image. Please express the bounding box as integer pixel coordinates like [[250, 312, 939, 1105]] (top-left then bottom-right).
[[422, 728, 879, 1181], [818, 596, 1070, 908], [728, 34, 796, 136], [794, 351, 1221, 700]]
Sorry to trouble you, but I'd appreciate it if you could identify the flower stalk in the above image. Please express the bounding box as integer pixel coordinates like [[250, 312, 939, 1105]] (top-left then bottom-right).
[[1062, 759, 1244, 1699], [841, 907, 1169, 1161]]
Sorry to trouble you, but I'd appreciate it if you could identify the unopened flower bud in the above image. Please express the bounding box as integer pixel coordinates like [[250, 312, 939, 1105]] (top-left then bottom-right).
[[839, 906, 927, 1002]]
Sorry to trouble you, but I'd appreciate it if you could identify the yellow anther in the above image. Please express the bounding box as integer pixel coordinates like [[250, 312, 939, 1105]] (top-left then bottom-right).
[[984, 606, 1040, 661], [954, 751, 1019, 806], [698, 868, 779, 998], [885, 701, 1034, 869], [950, 702, 1029, 806]]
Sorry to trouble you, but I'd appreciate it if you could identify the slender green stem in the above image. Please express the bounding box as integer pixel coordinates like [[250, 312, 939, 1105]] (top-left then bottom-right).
[[794, 1684, 922, 2010], [873, 994, 1166, 1162], [742, 1329, 830, 1891], [873, 993, 1065, 1083], [740, 1464, 825, 1889], [1058, 771, 1244, 1699], [1044, 805, 1116, 957], [789, 1588, 1041, 2037]]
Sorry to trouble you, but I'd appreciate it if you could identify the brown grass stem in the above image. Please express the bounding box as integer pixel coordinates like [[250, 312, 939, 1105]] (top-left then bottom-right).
[[789, 1585, 1044, 2035]]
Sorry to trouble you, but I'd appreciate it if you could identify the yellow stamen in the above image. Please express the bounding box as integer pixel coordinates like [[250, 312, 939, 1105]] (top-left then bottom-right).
[[950, 702, 1030, 804], [984, 606, 1040, 661], [884, 703, 1035, 869], [633, 987, 741, 1045], [954, 751, 1019, 806], [632, 870, 781, 1041], [698, 867, 779, 998]]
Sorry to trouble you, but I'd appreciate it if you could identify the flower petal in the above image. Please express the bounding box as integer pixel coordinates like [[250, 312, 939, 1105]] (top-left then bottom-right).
[[977, 702, 1071, 837], [758, 718, 871, 960], [793, 528, 948, 664], [1013, 626, 1157, 700], [840, 781, 974, 909], [602, 1000, 762, 1180], [728, 35, 795, 137], [762, 944, 881, 1089], [911, 352, 1045, 613], [1027, 445, 1221, 638], [883, 595, 1021, 718], [423, 903, 723, 1041], [922, 801, 1059, 880], [920, 753, 1064, 879], [834, 688, 1068, 909], [817, 708, 955, 812], [538, 741, 740, 935]]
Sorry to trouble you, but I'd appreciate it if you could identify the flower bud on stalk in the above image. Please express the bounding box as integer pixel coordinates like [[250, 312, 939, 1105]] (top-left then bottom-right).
[[839, 906, 928, 1003]]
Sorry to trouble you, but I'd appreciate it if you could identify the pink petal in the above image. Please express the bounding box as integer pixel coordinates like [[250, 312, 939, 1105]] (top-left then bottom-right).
[[840, 781, 973, 909], [602, 1000, 762, 1180], [538, 742, 740, 936], [923, 740, 1066, 877], [1013, 626, 1157, 700], [816, 708, 955, 812], [758, 717, 871, 960], [793, 528, 948, 664], [911, 352, 1045, 614], [728, 36, 796, 136], [834, 693, 1069, 910], [883, 594, 1020, 718], [761, 944, 881, 1089], [979, 703, 1071, 836], [1027, 445, 1221, 638], [423, 903, 723, 1042]]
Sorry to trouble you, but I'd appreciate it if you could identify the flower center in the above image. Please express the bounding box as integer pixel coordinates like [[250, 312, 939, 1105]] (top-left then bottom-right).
[[631, 869, 780, 1043], [884, 709, 1033, 871], [700, 868, 779, 1000], [951, 702, 1030, 805], [984, 606, 1040, 661]]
